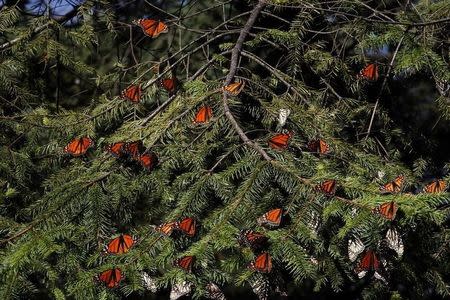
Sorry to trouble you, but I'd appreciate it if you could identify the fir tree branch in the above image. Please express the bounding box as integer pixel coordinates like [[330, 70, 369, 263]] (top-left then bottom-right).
[[222, 0, 271, 161], [0, 5, 80, 51]]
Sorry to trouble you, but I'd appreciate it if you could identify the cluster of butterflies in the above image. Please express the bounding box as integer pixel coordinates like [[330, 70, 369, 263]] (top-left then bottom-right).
[[63, 138, 158, 171]]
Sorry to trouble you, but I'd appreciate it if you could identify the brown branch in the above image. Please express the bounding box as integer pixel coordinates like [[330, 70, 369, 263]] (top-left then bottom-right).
[[222, 0, 271, 161]]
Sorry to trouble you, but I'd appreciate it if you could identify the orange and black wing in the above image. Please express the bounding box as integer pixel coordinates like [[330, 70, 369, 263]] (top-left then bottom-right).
[[193, 106, 213, 124], [106, 142, 127, 158], [249, 252, 272, 273], [160, 78, 177, 93], [257, 208, 283, 228], [123, 140, 144, 159], [307, 139, 330, 154], [223, 82, 245, 96], [121, 84, 142, 103], [105, 234, 136, 255], [64, 137, 93, 157], [97, 268, 123, 288], [268, 132, 292, 150], [135, 19, 168, 38], [355, 250, 379, 272], [156, 221, 177, 236], [176, 217, 196, 237], [137, 152, 158, 170], [174, 255, 195, 272], [423, 179, 447, 193], [315, 179, 336, 196], [373, 201, 398, 220], [238, 229, 268, 250], [380, 175, 404, 194], [359, 63, 379, 81]]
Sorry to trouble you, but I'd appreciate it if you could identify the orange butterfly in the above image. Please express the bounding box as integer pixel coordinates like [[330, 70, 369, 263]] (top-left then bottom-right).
[[64, 137, 93, 157], [104, 234, 136, 255], [359, 63, 379, 81], [238, 229, 268, 251], [380, 175, 404, 194], [257, 208, 283, 228], [96, 268, 124, 288], [174, 255, 195, 272], [121, 84, 142, 103], [134, 19, 168, 38], [223, 81, 245, 96], [355, 250, 379, 273], [423, 179, 447, 193], [315, 179, 337, 196], [137, 152, 158, 170], [307, 139, 330, 154], [268, 132, 293, 150], [249, 252, 272, 273], [176, 217, 196, 237], [156, 221, 177, 236], [123, 140, 144, 159], [373, 201, 398, 220], [193, 106, 213, 124], [105, 142, 127, 158], [160, 78, 177, 94]]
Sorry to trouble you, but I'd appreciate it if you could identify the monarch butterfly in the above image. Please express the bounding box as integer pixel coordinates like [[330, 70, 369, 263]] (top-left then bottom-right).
[[134, 19, 168, 38], [359, 63, 379, 81], [238, 229, 268, 251], [348, 238, 365, 262], [121, 84, 142, 103], [257, 208, 283, 228], [278, 108, 291, 127], [160, 78, 177, 94], [156, 221, 177, 236], [104, 234, 137, 255], [105, 142, 127, 158], [141, 272, 158, 292], [123, 140, 144, 158], [206, 283, 226, 300], [315, 179, 337, 196], [170, 281, 193, 300], [249, 252, 272, 273], [373, 201, 398, 220], [64, 137, 93, 157], [137, 152, 158, 170], [193, 106, 213, 124], [307, 139, 330, 154], [175, 217, 196, 237], [385, 227, 404, 258], [423, 179, 447, 193], [96, 268, 124, 288], [223, 81, 245, 96], [174, 255, 195, 272], [355, 250, 380, 273], [380, 175, 404, 194], [268, 132, 293, 150], [249, 276, 269, 300]]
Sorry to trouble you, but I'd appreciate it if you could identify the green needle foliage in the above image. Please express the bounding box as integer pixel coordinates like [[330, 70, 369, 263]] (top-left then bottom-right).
[[0, 0, 449, 299]]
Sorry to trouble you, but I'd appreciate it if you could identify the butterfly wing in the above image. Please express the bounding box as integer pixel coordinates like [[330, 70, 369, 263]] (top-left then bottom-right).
[[239, 230, 268, 250], [156, 221, 177, 236], [360, 64, 379, 81], [318, 139, 330, 154], [375, 201, 398, 220], [257, 208, 283, 228], [97, 268, 123, 288], [121, 85, 142, 103], [316, 179, 336, 195], [249, 252, 272, 273], [160, 78, 177, 93], [137, 152, 158, 170], [64, 137, 93, 156], [380, 175, 404, 193], [176, 217, 196, 237], [137, 19, 168, 38], [206, 282, 226, 300], [106, 142, 127, 158], [223, 82, 244, 96], [356, 250, 379, 273], [174, 256, 195, 272], [423, 179, 447, 193], [268, 133, 291, 150], [123, 140, 144, 158], [105, 234, 135, 255], [194, 106, 213, 124]]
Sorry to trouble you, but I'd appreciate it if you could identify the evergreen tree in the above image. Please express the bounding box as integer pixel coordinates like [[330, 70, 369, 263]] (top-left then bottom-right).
[[1, 0, 449, 299]]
